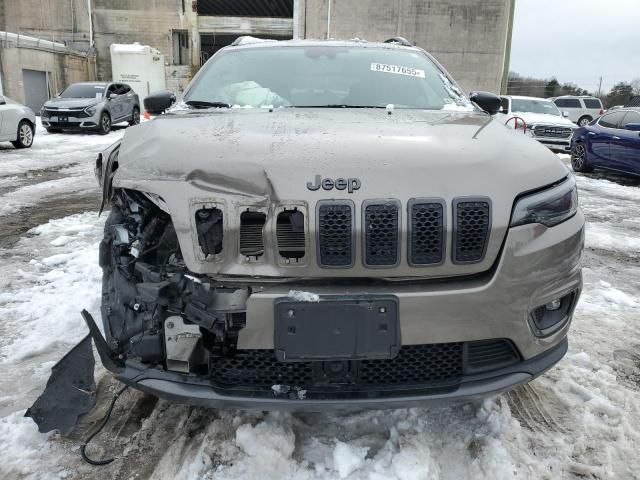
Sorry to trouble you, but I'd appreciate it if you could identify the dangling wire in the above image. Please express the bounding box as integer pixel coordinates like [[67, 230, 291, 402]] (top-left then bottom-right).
[[80, 385, 129, 466]]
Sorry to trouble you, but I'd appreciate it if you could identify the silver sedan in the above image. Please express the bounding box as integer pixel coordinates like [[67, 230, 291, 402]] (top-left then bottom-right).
[[0, 95, 36, 148]]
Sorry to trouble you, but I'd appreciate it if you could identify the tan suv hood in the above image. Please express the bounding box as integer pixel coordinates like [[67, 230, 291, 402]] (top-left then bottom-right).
[[113, 108, 569, 278]]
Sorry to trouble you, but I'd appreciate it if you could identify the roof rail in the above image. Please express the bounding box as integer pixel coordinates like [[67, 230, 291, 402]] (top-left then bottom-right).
[[384, 36, 412, 47]]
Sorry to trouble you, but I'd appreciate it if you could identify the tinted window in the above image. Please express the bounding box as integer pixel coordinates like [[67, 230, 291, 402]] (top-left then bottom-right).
[[60, 83, 106, 98], [186, 46, 472, 110], [599, 111, 627, 128], [120, 84, 131, 94], [511, 98, 561, 116], [583, 98, 602, 109], [555, 98, 581, 108], [622, 111, 640, 128]]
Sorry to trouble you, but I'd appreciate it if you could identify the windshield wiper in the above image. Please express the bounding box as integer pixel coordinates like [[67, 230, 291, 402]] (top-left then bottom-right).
[[184, 100, 231, 109]]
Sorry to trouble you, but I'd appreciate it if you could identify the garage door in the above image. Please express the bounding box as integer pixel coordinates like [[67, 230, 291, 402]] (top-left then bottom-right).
[[23, 69, 49, 114]]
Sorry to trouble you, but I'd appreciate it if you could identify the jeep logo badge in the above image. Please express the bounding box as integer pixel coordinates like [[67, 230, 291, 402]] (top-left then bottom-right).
[[306, 175, 361, 193]]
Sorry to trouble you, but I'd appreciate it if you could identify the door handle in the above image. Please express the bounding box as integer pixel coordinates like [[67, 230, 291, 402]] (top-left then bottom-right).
[[587, 132, 595, 136], [612, 136, 621, 140]]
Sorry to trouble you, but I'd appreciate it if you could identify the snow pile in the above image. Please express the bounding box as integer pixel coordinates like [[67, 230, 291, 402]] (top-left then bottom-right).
[[288, 290, 320, 302]]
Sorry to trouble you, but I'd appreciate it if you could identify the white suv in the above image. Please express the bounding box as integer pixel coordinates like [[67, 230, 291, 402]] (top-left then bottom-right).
[[552, 96, 603, 127]]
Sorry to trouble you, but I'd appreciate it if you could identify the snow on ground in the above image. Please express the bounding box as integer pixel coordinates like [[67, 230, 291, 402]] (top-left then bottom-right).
[[0, 120, 124, 216], [0, 141, 639, 480]]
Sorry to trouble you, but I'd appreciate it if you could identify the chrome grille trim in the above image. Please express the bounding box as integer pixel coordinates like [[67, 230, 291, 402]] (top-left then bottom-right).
[[532, 125, 573, 139]]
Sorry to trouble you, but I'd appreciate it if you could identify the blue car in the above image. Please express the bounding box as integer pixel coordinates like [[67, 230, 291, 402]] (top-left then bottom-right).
[[571, 107, 640, 176]]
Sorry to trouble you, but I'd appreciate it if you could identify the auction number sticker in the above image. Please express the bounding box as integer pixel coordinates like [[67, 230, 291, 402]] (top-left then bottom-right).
[[370, 63, 425, 78]]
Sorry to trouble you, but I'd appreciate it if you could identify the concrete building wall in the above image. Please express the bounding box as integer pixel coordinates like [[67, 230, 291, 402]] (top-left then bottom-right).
[[301, 0, 512, 93], [92, 0, 188, 81], [0, 47, 92, 105], [0, 0, 91, 51]]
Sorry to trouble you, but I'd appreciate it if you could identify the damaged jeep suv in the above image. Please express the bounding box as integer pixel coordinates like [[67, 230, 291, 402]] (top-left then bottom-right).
[[95, 38, 584, 410]]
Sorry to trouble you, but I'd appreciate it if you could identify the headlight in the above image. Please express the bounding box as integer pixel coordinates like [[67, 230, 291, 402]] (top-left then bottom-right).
[[85, 105, 97, 115], [510, 176, 578, 227], [526, 124, 536, 137]]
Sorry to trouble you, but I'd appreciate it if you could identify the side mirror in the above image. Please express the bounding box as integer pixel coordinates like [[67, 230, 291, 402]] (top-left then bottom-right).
[[469, 91, 501, 115], [144, 89, 176, 115], [624, 123, 640, 132], [108, 93, 118, 100], [563, 111, 569, 118], [0, 95, 5, 105]]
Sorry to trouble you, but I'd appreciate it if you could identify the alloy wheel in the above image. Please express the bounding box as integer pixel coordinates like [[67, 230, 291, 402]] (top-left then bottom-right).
[[572, 144, 586, 170], [20, 123, 33, 146], [102, 114, 111, 133]]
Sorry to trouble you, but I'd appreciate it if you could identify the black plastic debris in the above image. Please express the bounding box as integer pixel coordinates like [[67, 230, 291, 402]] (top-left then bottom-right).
[[25, 334, 96, 435]]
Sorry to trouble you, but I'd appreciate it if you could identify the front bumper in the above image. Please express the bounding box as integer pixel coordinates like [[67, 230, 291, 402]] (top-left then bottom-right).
[[41, 113, 100, 129], [535, 137, 572, 152], [115, 336, 568, 411]]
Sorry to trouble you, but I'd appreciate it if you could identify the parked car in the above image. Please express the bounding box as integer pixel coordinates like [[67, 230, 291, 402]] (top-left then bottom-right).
[[497, 95, 577, 152], [571, 107, 640, 176], [0, 95, 36, 148], [552, 96, 604, 127], [41, 82, 140, 134], [92, 38, 583, 410]]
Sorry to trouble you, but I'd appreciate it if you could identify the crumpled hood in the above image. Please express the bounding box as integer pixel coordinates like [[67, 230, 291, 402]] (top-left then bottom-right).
[[45, 97, 99, 109], [115, 108, 568, 200], [112, 108, 570, 277]]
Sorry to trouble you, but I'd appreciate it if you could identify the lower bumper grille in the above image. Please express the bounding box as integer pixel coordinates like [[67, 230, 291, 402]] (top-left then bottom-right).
[[209, 339, 520, 397], [46, 121, 82, 128]]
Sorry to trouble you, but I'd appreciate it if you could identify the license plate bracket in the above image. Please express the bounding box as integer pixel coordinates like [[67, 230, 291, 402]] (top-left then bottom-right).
[[274, 295, 400, 362]]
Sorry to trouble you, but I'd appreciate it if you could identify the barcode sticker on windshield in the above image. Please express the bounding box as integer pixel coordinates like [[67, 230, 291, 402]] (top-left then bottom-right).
[[370, 63, 425, 78]]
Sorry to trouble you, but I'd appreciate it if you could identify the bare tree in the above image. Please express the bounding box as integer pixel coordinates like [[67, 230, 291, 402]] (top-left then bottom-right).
[[631, 78, 640, 95]]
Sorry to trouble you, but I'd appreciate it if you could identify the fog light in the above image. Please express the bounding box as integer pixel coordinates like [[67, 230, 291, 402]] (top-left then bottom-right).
[[546, 299, 562, 311], [529, 291, 577, 337]]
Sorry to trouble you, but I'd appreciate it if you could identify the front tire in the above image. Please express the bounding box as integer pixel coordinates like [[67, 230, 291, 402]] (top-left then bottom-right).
[[571, 142, 593, 173], [98, 112, 111, 135], [11, 120, 34, 149], [129, 107, 140, 126], [577, 116, 592, 127]]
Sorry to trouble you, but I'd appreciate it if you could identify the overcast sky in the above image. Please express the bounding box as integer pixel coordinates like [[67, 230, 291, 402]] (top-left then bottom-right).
[[510, 0, 640, 94]]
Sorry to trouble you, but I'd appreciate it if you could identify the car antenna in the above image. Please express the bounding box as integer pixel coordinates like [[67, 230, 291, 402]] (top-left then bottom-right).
[[386, 104, 394, 115]]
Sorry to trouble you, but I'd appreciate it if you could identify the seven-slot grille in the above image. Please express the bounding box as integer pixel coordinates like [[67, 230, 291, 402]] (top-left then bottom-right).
[[317, 201, 354, 267], [363, 201, 400, 266], [234, 198, 492, 267], [453, 199, 491, 264]]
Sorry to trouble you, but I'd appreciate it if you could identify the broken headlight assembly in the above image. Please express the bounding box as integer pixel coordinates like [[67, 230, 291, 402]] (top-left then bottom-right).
[[510, 176, 578, 228]]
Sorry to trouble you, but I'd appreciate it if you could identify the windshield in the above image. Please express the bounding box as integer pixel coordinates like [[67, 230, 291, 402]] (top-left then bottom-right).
[[60, 84, 106, 99], [184, 45, 471, 110], [511, 98, 561, 116]]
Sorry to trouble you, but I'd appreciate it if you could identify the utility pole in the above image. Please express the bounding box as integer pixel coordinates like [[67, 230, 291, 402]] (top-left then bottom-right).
[[597, 76, 602, 97]]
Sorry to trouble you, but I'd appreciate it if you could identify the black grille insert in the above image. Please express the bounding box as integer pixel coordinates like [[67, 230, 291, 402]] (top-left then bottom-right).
[[453, 199, 490, 263], [239, 211, 266, 257], [276, 209, 305, 260], [364, 201, 400, 266], [317, 201, 354, 267], [465, 339, 520, 374], [409, 200, 445, 266], [208, 339, 522, 399]]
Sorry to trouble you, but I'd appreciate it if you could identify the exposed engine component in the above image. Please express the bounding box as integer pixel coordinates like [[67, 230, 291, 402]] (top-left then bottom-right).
[[195, 207, 223, 256], [100, 189, 249, 374]]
